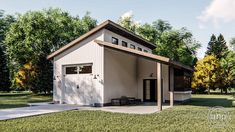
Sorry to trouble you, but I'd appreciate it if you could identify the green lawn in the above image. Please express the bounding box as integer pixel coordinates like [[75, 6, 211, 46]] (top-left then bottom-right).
[[0, 94, 234, 132], [0, 92, 52, 109]]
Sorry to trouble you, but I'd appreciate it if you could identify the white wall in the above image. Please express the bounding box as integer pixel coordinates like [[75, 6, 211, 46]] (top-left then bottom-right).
[[173, 92, 192, 101], [103, 29, 152, 53], [136, 58, 169, 102], [53, 29, 105, 105], [103, 48, 138, 103]]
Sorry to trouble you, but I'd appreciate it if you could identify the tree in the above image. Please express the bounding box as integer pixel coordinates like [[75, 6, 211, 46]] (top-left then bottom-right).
[[15, 62, 37, 90], [205, 34, 216, 56], [0, 10, 14, 92], [118, 13, 200, 67], [137, 23, 159, 43], [155, 28, 200, 67], [117, 14, 139, 32], [0, 45, 10, 92], [229, 37, 235, 51], [219, 51, 235, 94], [152, 19, 172, 34], [192, 55, 221, 94], [4, 8, 97, 93], [205, 34, 228, 60]]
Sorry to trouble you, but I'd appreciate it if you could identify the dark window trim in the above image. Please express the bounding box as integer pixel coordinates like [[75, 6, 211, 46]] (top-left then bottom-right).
[[64, 63, 93, 75], [79, 65, 92, 74], [138, 47, 142, 51], [112, 37, 118, 45], [130, 44, 135, 49], [122, 41, 128, 47], [65, 66, 78, 75]]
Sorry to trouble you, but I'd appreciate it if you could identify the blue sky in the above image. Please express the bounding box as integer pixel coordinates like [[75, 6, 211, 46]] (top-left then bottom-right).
[[1, 0, 235, 58]]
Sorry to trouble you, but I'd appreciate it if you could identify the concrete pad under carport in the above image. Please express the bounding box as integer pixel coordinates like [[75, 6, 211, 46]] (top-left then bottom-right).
[[80, 103, 172, 114]]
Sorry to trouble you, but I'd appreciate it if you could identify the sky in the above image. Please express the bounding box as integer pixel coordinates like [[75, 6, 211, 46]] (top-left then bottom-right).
[[1, 0, 235, 58]]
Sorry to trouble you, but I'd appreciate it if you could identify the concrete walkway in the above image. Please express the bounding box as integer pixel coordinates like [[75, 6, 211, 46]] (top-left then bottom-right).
[[0, 104, 79, 121], [0, 103, 172, 121]]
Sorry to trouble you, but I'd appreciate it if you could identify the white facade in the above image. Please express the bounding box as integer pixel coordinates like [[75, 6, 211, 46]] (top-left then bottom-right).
[[52, 28, 191, 106]]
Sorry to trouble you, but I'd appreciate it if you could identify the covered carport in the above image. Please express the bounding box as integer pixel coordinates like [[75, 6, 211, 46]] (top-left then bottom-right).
[[95, 40, 193, 111]]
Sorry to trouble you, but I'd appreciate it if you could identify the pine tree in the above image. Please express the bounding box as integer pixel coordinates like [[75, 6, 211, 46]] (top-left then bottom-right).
[[205, 34, 228, 60], [205, 34, 216, 56], [216, 34, 228, 59]]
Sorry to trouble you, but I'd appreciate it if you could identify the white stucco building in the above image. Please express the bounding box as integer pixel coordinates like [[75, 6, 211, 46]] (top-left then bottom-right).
[[47, 20, 193, 111]]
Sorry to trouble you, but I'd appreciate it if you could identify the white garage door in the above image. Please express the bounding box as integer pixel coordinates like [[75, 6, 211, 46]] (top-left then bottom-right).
[[62, 64, 94, 105]]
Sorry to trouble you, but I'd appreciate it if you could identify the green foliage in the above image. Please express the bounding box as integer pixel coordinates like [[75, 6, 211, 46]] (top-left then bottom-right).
[[229, 37, 235, 50], [232, 101, 235, 107], [155, 28, 200, 66], [4, 8, 97, 93], [205, 34, 228, 60], [219, 51, 235, 93], [0, 10, 15, 92], [118, 15, 200, 67], [117, 14, 138, 32], [192, 55, 221, 94]]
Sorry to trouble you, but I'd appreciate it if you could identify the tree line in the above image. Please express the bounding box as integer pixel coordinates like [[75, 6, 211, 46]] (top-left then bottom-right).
[[2, 8, 232, 94], [0, 8, 201, 94], [192, 34, 235, 94], [0, 8, 97, 93]]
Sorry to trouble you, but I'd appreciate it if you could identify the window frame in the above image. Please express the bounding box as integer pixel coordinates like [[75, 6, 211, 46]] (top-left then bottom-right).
[[79, 65, 92, 74], [122, 41, 128, 47], [138, 47, 142, 51], [130, 44, 136, 49], [64, 63, 93, 75], [65, 66, 78, 75], [111, 37, 118, 45]]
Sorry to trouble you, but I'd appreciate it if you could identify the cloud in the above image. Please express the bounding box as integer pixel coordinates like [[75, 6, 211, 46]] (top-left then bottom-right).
[[197, 0, 235, 28], [121, 10, 133, 19]]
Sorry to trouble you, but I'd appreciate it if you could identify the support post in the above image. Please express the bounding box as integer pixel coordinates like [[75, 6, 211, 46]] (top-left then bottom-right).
[[157, 62, 162, 111], [170, 66, 174, 107]]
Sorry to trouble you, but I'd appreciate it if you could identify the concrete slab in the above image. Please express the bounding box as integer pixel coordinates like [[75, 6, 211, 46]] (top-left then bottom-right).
[[79, 104, 172, 114], [0, 104, 79, 121]]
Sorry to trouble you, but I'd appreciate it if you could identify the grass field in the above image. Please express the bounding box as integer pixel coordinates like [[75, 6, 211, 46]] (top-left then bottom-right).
[[0, 92, 52, 109], [0, 94, 234, 132]]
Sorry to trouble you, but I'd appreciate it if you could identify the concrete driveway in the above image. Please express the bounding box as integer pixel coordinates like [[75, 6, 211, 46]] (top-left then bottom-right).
[[0, 103, 79, 121]]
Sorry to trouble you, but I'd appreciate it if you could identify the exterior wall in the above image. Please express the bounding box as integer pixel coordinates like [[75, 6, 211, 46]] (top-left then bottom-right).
[[172, 92, 192, 101], [103, 48, 138, 103], [103, 29, 152, 53], [136, 58, 169, 102], [52, 27, 191, 105], [162, 64, 169, 102], [53, 29, 105, 105], [136, 58, 157, 101]]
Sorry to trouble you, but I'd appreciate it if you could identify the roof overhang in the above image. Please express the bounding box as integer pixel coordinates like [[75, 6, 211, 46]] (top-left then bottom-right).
[[47, 20, 156, 60], [94, 40, 193, 71]]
